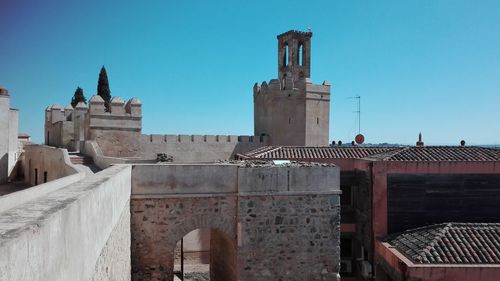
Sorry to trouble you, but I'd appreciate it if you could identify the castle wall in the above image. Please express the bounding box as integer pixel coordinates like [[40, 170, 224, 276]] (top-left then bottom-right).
[[130, 163, 341, 281], [23, 145, 80, 186], [305, 83, 330, 146], [0, 165, 132, 281], [0, 94, 20, 183], [7, 110, 19, 178], [138, 134, 268, 162], [0, 95, 10, 183], [44, 106, 75, 150], [86, 96, 142, 157], [254, 80, 330, 146]]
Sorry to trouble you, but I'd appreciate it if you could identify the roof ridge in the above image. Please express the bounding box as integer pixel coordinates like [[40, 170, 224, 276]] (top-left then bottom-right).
[[362, 147, 407, 161], [254, 146, 282, 158]]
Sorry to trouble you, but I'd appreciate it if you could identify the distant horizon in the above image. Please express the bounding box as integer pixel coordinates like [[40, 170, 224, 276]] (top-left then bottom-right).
[[2, 0, 499, 145]]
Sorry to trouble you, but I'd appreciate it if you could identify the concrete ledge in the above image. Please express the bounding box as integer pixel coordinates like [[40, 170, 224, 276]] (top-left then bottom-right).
[[131, 162, 339, 196], [0, 172, 84, 214], [132, 164, 238, 195], [83, 141, 155, 170], [0, 165, 132, 281]]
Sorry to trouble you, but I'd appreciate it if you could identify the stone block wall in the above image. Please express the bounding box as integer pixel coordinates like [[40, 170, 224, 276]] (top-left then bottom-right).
[[130, 196, 237, 281], [130, 163, 341, 281], [138, 134, 268, 162], [238, 194, 340, 281], [253, 79, 330, 147]]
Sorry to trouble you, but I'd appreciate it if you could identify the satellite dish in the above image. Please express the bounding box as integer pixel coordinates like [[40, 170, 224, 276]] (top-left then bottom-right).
[[355, 134, 365, 145]]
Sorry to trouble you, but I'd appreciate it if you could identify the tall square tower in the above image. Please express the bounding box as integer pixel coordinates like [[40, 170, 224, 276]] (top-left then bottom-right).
[[254, 30, 331, 146]]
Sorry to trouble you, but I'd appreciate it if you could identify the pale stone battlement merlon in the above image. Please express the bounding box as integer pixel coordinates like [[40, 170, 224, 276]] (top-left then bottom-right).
[[253, 78, 331, 97], [89, 95, 142, 117], [141, 134, 268, 144]]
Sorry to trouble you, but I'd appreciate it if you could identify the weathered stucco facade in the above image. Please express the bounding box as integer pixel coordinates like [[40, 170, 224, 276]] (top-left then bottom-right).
[[130, 163, 341, 281], [0, 86, 19, 184]]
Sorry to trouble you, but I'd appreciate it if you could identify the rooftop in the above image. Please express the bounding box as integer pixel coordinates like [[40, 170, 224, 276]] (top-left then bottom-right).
[[240, 146, 500, 162], [240, 146, 399, 160], [384, 223, 500, 264], [277, 30, 313, 38]]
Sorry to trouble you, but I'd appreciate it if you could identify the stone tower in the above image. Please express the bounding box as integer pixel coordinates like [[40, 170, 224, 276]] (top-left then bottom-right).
[[278, 30, 312, 89], [254, 30, 331, 146], [0, 86, 19, 183]]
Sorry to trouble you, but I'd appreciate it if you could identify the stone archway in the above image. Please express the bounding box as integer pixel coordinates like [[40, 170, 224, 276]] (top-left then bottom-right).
[[131, 196, 237, 281], [172, 227, 237, 281]]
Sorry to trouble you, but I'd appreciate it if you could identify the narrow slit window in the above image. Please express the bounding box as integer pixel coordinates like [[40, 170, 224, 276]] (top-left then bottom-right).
[[317, 117, 319, 125], [284, 44, 289, 66], [34, 168, 38, 185], [44, 171, 48, 183], [298, 43, 303, 65]]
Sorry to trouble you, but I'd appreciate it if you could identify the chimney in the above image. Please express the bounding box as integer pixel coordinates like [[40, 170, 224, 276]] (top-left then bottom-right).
[[416, 133, 424, 147]]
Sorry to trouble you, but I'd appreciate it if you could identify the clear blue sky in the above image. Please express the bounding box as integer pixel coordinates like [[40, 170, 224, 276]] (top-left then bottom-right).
[[1, 0, 499, 145]]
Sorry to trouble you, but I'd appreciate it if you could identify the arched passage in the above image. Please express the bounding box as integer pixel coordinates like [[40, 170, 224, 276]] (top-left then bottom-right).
[[173, 228, 236, 281], [131, 196, 237, 281]]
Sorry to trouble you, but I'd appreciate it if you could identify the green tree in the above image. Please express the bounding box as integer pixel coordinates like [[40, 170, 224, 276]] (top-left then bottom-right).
[[71, 86, 87, 108], [97, 66, 111, 112]]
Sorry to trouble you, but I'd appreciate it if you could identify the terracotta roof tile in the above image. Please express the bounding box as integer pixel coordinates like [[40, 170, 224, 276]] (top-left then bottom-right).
[[241, 146, 399, 160], [241, 146, 500, 162], [385, 223, 500, 264], [385, 146, 500, 162]]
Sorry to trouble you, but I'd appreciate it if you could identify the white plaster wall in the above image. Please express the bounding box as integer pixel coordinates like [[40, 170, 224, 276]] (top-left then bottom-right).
[[0, 165, 132, 281], [23, 145, 79, 186], [90, 200, 131, 281], [0, 96, 10, 183], [8, 109, 19, 177]]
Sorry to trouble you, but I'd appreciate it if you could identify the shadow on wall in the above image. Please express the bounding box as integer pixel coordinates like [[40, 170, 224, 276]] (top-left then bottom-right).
[[0, 154, 7, 184]]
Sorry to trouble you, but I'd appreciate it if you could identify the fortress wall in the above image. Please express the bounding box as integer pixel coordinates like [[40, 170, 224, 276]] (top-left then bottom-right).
[[23, 145, 80, 186], [0, 96, 11, 183], [130, 162, 341, 280], [0, 165, 132, 281], [139, 134, 269, 162], [0, 144, 86, 213], [8, 109, 19, 178]]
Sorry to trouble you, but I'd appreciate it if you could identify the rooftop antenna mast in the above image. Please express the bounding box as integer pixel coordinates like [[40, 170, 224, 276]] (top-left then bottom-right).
[[348, 96, 361, 134]]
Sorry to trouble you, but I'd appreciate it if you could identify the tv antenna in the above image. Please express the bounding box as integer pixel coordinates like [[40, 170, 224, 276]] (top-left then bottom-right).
[[348, 96, 361, 134]]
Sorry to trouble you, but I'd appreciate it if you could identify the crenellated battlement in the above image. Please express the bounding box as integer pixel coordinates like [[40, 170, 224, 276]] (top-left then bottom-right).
[[141, 134, 268, 144], [88, 95, 142, 117], [253, 78, 330, 97]]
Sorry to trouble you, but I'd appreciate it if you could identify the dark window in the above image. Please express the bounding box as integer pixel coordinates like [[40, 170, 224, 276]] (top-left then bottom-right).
[[317, 117, 319, 125], [283, 44, 289, 66], [43, 171, 48, 183], [341, 237, 353, 258], [34, 169, 38, 185], [288, 117, 291, 125], [341, 185, 352, 206]]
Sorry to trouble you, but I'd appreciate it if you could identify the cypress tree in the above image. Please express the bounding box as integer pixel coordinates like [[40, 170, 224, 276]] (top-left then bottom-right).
[[97, 66, 111, 112], [71, 86, 87, 108]]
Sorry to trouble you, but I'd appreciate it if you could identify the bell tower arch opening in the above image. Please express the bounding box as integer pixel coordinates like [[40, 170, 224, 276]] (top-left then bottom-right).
[[277, 30, 312, 86]]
